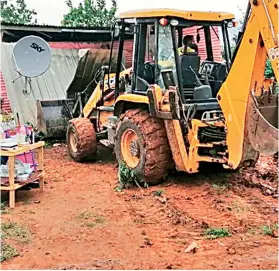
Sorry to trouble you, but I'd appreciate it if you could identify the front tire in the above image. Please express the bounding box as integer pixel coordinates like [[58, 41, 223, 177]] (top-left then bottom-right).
[[67, 118, 97, 162], [115, 109, 173, 185]]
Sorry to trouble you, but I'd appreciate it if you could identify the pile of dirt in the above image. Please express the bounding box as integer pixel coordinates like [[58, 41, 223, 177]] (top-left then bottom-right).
[[233, 155, 278, 198]]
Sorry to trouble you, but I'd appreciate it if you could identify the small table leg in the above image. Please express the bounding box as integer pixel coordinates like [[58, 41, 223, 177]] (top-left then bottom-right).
[[8, 156, 15, 208], [9, 190, 15, 208], [39, 177, 44, 191], [37, 146, 44, 192]]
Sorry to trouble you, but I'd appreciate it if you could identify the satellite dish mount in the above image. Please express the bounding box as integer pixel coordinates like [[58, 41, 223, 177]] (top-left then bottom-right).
[[12, 76, 32, 95]]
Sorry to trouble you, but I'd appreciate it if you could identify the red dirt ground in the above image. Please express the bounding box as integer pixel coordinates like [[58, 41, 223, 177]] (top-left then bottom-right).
[[1, 144, 278, 270]]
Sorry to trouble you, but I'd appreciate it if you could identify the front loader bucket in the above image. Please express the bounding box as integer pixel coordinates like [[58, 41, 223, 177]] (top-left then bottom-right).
[[247, 92, 278, 156], [36, 99, 75, 139], [35, 49, 120, 139]]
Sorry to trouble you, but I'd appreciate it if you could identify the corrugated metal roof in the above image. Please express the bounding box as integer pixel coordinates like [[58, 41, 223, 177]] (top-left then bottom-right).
[[1, 22, 111, 31], [1, 42, 79, 125], [1, 23, 126, 43]]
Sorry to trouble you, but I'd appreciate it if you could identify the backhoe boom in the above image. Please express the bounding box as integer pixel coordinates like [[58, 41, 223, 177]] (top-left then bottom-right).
[[218, 0, 278, 169]]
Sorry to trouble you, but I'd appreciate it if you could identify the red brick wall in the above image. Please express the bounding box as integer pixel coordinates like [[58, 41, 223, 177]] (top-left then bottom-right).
[[0, 71, 12, 113]]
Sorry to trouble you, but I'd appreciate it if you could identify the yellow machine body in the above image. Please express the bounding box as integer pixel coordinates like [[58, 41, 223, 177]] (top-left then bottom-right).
[[62, 1, 278, 183]]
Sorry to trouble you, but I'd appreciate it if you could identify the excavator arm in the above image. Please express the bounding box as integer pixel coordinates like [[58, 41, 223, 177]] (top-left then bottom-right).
[[218, 0, 278, 169]]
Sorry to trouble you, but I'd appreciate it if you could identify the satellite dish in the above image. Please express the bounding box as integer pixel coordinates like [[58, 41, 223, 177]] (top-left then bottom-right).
[[12, 35, 52, 78]]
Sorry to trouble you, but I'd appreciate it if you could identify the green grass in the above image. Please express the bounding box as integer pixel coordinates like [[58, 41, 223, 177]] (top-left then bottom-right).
[[247, 225, 260, 235], [133, 218, 145, 225], [212, 183, 230, 195], [77, 211, 94, 220], [153, 190, 164, 197], [77, 211, 105, 228], [246, 224, 278, 236], [1, 222, 31, 262], [1, 202, 6, 210], [229, 199, 252, 213], [0, 202, 10, 214], [0, 241, 19, 262], [203, 228, 231, 239], [1, 222, 31, 244], [44, 141, 53, 149], [262, 224, 278, 236]]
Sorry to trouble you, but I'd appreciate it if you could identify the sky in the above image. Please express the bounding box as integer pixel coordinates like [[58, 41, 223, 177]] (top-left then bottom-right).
[[23, 0, 248, 26]]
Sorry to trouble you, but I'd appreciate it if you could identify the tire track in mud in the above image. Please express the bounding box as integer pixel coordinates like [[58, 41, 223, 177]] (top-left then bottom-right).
[[1, 146, 278, 270], [118, 156, 278, 269]]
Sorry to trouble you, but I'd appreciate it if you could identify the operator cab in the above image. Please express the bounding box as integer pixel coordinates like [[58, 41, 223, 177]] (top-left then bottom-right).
[[174, 19, 232, 102], [114, 9, 236, 112]]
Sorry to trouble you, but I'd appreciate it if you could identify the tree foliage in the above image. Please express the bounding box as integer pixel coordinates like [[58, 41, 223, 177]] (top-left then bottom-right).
[[62, 0, 117, 28], [0, 0, 37, 24], [265, 58, 275, 78]]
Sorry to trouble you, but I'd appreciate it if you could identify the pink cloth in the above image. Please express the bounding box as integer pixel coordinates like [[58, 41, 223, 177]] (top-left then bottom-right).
[[16, 151, 37, 170]]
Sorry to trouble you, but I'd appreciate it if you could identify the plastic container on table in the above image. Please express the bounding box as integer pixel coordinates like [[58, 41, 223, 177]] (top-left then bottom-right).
[[18, 125, 27, 145]]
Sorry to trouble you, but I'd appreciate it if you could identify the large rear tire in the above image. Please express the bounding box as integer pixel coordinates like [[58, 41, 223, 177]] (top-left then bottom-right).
[[115, 109, 173, 185], [67, 118, 97, 162]]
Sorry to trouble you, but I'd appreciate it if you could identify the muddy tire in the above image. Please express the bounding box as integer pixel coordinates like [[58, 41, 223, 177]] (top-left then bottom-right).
[[66, 118, 97, 162], [115, 109, 173, 185]]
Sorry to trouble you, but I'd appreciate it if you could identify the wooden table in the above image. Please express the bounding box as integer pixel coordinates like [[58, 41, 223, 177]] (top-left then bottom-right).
[[0, 141, 45, 208]]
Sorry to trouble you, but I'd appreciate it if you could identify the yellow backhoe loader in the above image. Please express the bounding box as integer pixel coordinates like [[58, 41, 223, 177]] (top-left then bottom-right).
[[37, 0, 278, 185]]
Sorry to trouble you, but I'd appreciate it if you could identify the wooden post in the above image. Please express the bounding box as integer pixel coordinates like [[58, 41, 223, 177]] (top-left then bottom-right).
[[37, 146, 44, 191], [8, 156, 15, 208]]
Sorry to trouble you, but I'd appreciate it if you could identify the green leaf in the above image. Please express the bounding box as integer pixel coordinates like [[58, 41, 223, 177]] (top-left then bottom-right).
[[265, 58, 275, 79], [203, 228, 231, 239]]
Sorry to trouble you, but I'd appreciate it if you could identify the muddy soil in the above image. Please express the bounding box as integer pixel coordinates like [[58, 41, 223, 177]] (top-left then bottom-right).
[[1, 144, 278, 270]]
